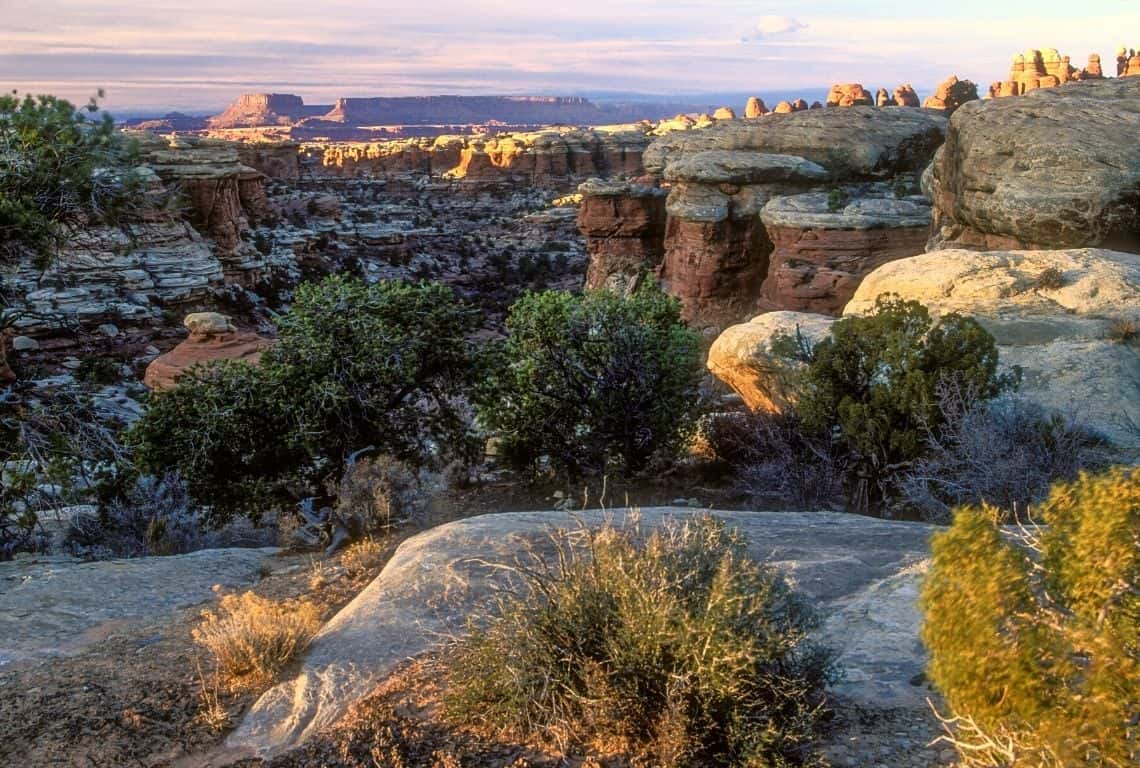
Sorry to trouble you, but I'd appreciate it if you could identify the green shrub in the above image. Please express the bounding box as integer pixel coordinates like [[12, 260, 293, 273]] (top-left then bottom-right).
[[785, 296, 1018, 509], [132, 275, 480, 520], [0, 91, 144, 265], [444, 514, 836, 766], [826, 188, 846, 212], [921, 469, 1139, 766], [478, 282, 703, 478]]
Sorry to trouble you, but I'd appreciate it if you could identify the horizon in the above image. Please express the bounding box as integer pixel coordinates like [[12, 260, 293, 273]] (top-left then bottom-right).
[[3, 1, 1138, 112]]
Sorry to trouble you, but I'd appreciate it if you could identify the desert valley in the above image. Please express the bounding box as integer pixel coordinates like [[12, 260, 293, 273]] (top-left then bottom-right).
[[1, 8, 1138, 767]]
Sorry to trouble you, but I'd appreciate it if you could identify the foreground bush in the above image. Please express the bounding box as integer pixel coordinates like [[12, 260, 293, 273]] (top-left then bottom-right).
[[444, 515, 836, 766], [921, 469, 1138, 766], [133, 276, 479, 520], [193, 591, 321, 692], [782, 296, 1018, 510], [479, 282, 703, 478]]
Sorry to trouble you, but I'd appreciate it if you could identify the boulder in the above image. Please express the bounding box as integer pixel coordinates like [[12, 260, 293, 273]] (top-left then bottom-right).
[[144, 313, 271, 390], [893, 84, 920, 107], [922, 75, 979, 114], [926, 76, 1140, 253], [847, 248, 1140, 452], [712, 106, 737, 120], [707, 311, 834, 412], [758, 190, 931, 314], [577, 179, 668, 291], [226, 508, 937, 758]]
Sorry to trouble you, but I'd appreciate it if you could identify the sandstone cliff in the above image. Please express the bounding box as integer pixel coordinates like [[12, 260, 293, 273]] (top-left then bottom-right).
[[578, 180, 668, 291]]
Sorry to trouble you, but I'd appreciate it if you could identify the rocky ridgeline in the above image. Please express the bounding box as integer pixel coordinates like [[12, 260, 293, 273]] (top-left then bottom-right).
[[580, 107, 947, 327], [308, 126, 650, 186]]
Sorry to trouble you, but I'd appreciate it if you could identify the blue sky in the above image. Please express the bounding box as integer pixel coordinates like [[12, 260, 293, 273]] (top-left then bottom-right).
[[1, 1, 1136, 111]]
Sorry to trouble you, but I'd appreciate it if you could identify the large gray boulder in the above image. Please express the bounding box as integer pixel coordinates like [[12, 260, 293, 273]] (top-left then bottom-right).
[[226, 508, 936, 758], [643, 107, 947, 180], [926, 76, 1140, 252]]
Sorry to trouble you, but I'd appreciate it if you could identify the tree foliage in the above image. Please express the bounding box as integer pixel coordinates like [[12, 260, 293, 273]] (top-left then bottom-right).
[[785, 296, 1018, 509], [478, 282, 703, 478], [921, 468, 1139, 765], [0, 91, 143, 265], [131, 276, 480, 520]]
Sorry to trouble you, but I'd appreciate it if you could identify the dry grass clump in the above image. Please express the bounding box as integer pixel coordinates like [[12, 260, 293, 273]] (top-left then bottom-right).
[[192, 591, 322, 692], [442, 514, 836, 767], [1107, 317, 1138, 344], [334, 454, 427, 533], [342, 537, 386, 578], [921, 468, 1139, 766], [1032, 266, 1067, 291]]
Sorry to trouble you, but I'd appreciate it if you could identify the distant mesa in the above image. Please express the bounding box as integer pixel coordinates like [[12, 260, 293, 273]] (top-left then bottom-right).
[[204, 92, 708, 133]]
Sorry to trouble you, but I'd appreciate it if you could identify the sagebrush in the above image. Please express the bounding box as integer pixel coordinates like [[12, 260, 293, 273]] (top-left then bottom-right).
[[444, 514, 836, 766]]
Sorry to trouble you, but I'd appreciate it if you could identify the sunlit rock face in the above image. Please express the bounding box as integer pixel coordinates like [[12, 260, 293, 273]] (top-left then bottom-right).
[[310, 126, 652, 188], [926, 76, 1140, 254], [988, 47, 1112, 99], [577, 180, 669, 291]]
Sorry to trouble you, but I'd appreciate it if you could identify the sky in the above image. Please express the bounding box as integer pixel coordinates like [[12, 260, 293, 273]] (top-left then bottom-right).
[[2, 1, 1138, 113]]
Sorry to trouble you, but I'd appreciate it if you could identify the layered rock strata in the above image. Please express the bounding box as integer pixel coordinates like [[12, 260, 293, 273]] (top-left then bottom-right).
[[659, 152, 830, 326], [632, 108, 946, 326], [926, 76, 1140, 253], [758, 190, 931, 314], [578, 180, 668, 290]]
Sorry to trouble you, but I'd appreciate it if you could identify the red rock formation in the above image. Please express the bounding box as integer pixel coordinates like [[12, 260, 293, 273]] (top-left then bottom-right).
[[923, 76, 979, 114], [744, 97, 768, 118], [772, 101, 795, 114], [238, 142, 301, 180], [713, 107, 737, 120], [1128, 52, 1140, 77], [1083, 54, 1104, 79], [793, 98, 810, 111], [876, 88, 891, 107], [578, 181, 668, 290], [208, 94, 328, 129], [144, 313, 271, 390], [893, 85, 920, 107], [757, 193, 932, 315], [826, 84, 874, 107]]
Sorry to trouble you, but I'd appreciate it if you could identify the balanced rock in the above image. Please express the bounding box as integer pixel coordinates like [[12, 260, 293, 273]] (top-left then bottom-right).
[[144, 313, 271, 390], [577, 179, 668, 291], [926, 76, 1140, 253]]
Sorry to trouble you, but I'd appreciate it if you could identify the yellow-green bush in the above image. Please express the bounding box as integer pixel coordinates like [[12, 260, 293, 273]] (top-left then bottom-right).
[[443, 515, 836, 766], [921, 468, 1139, 766]]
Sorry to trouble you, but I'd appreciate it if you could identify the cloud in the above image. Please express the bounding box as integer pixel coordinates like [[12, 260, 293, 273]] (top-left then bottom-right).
[[745, 16, 808, 41]]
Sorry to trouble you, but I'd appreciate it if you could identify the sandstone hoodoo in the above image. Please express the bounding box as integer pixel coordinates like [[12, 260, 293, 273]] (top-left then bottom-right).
[[758, 189, 932, 314], [744, 96, 768, 118], [826, 83, 874, 107], [143, 312, 272, 391], [922, 75, 979, 113], [628, 107, 946, 327], [578, 179, 668, 291], [927, 75, 1140, 253]]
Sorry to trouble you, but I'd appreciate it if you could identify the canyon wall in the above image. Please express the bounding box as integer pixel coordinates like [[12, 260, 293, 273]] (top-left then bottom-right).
[[584, 108, 947, 328]]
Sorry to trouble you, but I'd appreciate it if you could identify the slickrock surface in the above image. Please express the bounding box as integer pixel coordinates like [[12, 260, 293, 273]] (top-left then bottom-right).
[[227, 508, 937, 758], [578, 180, 668, 290], [758, 191, 931, 314], [0, 548, 279, 665], [926, 76, 1140, 253]]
